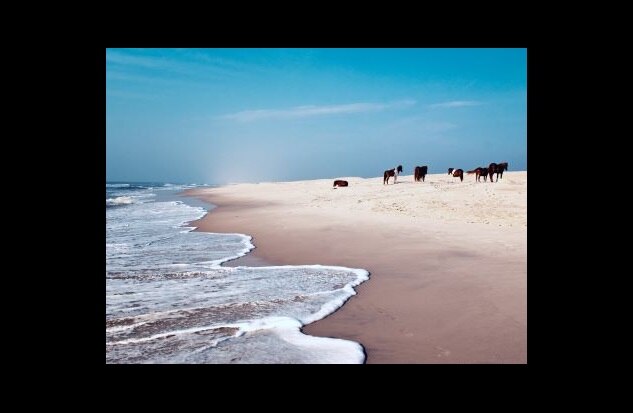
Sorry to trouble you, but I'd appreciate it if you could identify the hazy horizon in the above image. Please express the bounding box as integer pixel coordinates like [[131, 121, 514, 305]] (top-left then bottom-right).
[[107, 48, 526, 184]]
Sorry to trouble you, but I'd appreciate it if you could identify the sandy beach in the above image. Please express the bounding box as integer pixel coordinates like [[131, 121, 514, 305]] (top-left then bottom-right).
[[185, 171, 527, 363]]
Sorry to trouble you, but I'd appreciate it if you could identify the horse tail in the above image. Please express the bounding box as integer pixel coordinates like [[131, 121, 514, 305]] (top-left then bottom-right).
[[383, 171, 388, 184]]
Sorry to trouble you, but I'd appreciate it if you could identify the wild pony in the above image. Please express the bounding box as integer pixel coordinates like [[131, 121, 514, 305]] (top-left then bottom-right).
[[448, 167, 455, 175], [487, 163, 496, 183], [451, 168, 464, 182], [414, 165, 428, 182], [495, 162, 509, 181], [488, 162, 508, 183], [467, 167, 489, 182], [333, 180, 348, 188], [384, 165, 403, 184]]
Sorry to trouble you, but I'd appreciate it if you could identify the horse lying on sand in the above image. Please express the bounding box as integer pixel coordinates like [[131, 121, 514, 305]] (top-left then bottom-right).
[[333, 180, 348, 188], [414, 165, 428, 182], [383, 165, 403, 184]]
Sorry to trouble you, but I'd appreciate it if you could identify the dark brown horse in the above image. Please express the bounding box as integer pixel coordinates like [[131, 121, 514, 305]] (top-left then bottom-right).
[[414, 165, 428, 182], [448, 167, 455, 175], [333, 180, 348, 188], [488, 162, 509, 183], [467, 167, 489, 182], [383, 165, 403, 184], [494, 162, 508, 181], [487, 163, 498, 183], [451, 168, 464, 182]]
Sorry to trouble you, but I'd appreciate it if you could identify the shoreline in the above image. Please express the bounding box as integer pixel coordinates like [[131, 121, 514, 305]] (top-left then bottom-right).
[[185, 172, 527, 363]]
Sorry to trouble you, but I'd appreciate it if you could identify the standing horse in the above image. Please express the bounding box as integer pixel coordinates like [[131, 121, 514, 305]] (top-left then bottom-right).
[[383, 165, 403, 184], [488, 163, 498, 183], [448, 167, 455, 175], [414, 165, 428, 182], [494, 162, 508, 181], [451, 168, 464, 182], [467, 167, 489, 182]]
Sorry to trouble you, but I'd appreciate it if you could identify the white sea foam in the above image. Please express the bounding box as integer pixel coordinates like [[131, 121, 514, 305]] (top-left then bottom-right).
[[106, 196, 135, 206], [106, 183, 369, 364]]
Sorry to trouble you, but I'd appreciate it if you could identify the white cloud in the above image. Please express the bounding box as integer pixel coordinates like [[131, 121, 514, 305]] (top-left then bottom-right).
[[106, 49, 249, 79], [222, 99, 416, 122], [428, 100, 482, 109], [106, 50, 165, 68]]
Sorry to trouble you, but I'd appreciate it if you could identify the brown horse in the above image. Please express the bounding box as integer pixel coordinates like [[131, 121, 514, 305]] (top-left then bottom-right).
[[488, 162, 509, 183], [467, 167, 489, 182], [414, 165, 428, 182], [448, 167, 455, 175], [494, 162, 508, 181], [333, 180, 348, 188], [383, 165, 403, 184], [487, 163, 498, 183], [451, 168, 464, 182]]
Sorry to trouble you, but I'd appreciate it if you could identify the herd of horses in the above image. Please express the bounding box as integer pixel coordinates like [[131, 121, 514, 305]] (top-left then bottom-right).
[[333, 162, 508, 187], [465, 162, 508, 183]]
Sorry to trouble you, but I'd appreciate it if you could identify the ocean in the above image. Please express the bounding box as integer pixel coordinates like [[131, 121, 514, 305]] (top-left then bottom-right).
[[106, 182, 369, 363]]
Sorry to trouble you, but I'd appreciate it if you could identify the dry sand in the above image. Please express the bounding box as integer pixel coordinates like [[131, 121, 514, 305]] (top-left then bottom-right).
[[185, 171, 527, 363]]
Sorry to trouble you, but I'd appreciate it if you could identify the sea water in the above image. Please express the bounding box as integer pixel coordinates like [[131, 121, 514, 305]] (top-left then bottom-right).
[[106, 183, 369, 363]]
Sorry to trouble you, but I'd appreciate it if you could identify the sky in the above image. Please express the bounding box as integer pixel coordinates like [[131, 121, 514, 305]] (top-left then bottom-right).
[[106, 48, 526, 184]]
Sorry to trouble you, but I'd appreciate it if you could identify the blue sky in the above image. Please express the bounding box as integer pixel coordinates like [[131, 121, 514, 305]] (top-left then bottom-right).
[[106, 48, 526, 184]]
